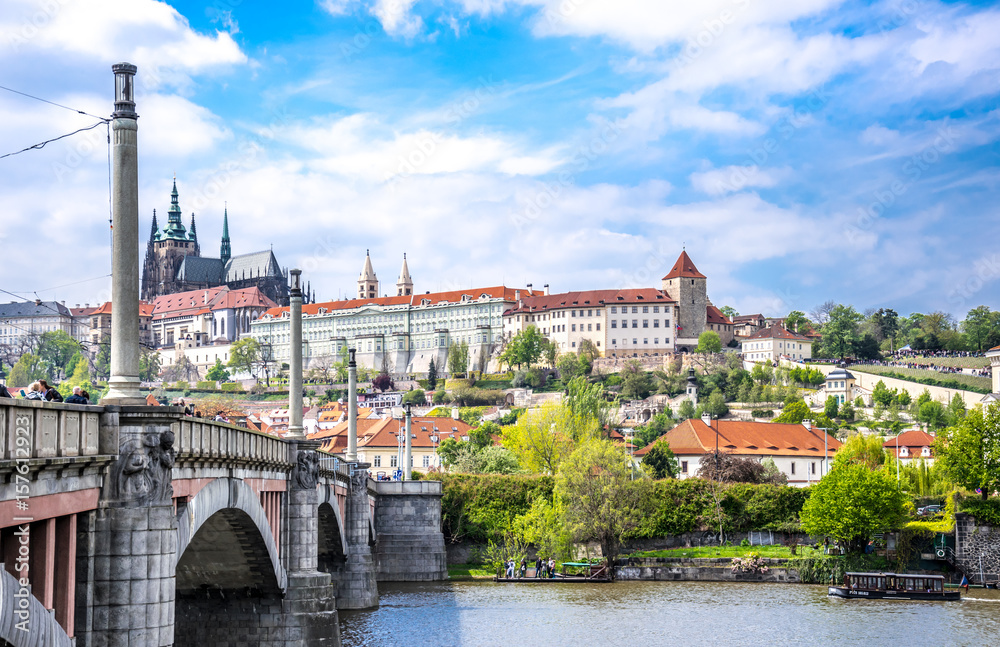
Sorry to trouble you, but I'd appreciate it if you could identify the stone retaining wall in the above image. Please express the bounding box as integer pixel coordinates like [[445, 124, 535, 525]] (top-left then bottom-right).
[[955, 513, 1000, 584], [615, 557, 799, 583], [373, 481, 447, 582]]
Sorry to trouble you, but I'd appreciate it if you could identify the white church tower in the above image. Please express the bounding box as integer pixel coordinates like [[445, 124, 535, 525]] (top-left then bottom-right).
[[397, 253, 413, 296], [358, 250, 379, 299]]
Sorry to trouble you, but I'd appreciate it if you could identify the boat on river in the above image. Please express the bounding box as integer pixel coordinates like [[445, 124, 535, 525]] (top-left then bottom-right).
[[494, 562, 611, 583], [828, 572, 960, 601]]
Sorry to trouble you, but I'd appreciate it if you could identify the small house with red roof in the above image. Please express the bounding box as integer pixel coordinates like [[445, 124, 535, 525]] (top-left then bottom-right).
[[986, 345, 1000, 395], [883, 429, 936, 464], [740, 324, 812, 363], [634, 414, 841, 486]]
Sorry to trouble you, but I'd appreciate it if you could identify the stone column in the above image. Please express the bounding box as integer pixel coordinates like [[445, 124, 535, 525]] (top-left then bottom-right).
[[335, 464, 379, 609], [88, 406, 180, 646], [287, 269, 304, 439], [346, 350, 358, 461], [403, 404, 412, 481], [105, 63, 143, 405], [281, 440, 341, 645]]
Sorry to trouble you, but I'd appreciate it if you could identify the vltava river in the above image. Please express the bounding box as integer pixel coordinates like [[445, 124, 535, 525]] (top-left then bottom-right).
[[340, 580, 1000, 646]]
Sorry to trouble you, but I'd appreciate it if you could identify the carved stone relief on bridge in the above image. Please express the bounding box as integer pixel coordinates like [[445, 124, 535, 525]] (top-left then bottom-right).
[[292, 450, 319, 490], [110, 427, 175, 506]]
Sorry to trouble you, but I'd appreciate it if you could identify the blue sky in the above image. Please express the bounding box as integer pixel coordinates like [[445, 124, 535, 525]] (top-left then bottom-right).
[[0, 0, 998, 320]]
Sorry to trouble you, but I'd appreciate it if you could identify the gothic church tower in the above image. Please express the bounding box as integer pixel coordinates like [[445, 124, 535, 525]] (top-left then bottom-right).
[[358, 250, 379, 299]]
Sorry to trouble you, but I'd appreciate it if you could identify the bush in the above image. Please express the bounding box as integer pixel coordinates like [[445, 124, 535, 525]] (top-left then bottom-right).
[[220, 382, 244, 392], [433, 390, 449, 405], [196, 380, 216, 390], [959, 498, 1000, 526], [249, 383, 267, 395], [403, 389, 426, 405], [451, 387, 505, 406], [433, 474, 556, 543], [174, 381, 189, 391], [751, 409, 774, 418]]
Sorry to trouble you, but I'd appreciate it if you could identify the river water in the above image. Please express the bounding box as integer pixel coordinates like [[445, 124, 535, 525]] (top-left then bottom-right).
[[340, 580, 1000, 646]]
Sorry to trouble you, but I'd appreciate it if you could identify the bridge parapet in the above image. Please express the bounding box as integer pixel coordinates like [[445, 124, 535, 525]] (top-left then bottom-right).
[[0, 399, 101, 460], [173, 417, 291, 469]]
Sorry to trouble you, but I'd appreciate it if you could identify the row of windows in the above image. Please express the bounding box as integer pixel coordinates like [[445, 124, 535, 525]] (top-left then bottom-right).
[[372, 455, 432, 467], [610, 306, 663, 314], [611, 319, 670, 329], [611, 338, 664, 345]]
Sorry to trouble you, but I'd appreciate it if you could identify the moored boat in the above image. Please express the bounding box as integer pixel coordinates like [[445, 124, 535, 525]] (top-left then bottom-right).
[[828, 572, 960, 601]]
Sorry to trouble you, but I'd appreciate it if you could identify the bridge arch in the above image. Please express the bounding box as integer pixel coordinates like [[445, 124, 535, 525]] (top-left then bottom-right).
[[0, 568, 72, 647], [174, 477, 286, 593]]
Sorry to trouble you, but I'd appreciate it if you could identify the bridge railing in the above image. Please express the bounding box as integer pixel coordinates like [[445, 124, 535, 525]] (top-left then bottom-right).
[[0, 399, 101, 460], [174, 417, 291, 468]]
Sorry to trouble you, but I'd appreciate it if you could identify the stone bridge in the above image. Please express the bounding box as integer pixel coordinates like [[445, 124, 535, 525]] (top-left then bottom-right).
[[0, 399, 446, 646]]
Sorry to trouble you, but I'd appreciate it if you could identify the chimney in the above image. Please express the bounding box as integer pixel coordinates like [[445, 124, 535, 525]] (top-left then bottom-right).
[[701, 412, 712, 427], [802, 420, 812, 430], [543, 284, 550, 296], [527, 283, 533, 293], [515, 290, 520, 301], [452, 407, 460, 420]]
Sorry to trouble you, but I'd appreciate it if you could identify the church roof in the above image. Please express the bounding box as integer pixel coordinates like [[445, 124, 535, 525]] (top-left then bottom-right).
[[176, 256, 224, 284], [224, 250, 283, 283], [160, 177, 189, 242], [662, 251, 706, 280], [360, 250, 377, 281], [398, 254, 412, 285]]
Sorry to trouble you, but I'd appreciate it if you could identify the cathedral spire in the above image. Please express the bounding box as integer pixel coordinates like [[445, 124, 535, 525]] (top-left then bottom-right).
[[220, 204, 232, 264], [149, 209, 159, 242], [396, 252, 413, 296], [358, 250, 379, 299], [161, 176, 188, 240], [189, 213, 198, 241]]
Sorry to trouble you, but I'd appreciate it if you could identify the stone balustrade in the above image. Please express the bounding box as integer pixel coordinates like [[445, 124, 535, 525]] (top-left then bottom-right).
[[0, 399, 101, 461], [173, 416, 292, 469]]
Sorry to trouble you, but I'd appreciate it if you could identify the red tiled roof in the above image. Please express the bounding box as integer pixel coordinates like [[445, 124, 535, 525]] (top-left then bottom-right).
[[90, 301, 154, 317], [313, 416, 475, 453], [744, 324, 810, 342], [150, 286, 276, 320], [505, 288, 674, 315], [634, 418, 842, 458], [882, 429, 936, 457], [264, 286, 540, 318], [662, 251, 706, 280], [706, 305, 733, 325], [733, 314, 765, 323]]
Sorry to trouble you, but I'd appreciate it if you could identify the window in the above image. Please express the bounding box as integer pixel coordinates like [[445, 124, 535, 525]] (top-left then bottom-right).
[[423, 455, 430, 467], [653, 306, 659, 313], [390, 455, 398, 467], [633, 338, 637, 345], [790, 462, 796, 475], [643, 319, 649, 328], [588, 310, 593, 317], [642, 306, 649, 313], [811, 462, 816, 474], [572, 311, 576, 317], [596, 323, 601, 331], [572, 341, 576, 347], [587, 324, 592, 331], [611, 321, 617, 329], [643, 338, 648, 344], [654, 338, 659, 344], [374, 455, 382, 467], [572, 324, 576, 332], [632, 320, 638, 328], [632, 306, 638, 313], [681, 460, 688, 473], [612, 339, 617, 345], [622, 319, 627, 328], [611, 307, 617, 314], [654, 320, 660, 328]]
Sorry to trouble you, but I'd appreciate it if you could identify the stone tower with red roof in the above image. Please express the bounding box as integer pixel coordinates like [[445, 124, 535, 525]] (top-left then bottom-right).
[[662, 250, 707, 349]]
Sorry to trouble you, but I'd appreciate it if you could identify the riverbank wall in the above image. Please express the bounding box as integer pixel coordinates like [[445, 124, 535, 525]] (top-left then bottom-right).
[[614, 557, 800, 583]]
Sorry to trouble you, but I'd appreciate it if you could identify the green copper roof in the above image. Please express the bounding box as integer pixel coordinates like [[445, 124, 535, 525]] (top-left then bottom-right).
[[220, 206, 232, 263], [160, 177, 189, 241]]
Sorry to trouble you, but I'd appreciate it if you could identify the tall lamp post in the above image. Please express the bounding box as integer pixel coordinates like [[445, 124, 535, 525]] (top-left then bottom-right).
[[403, 403, 412, 481], [104, 62, 143, 404], [287, 269, 304, 439], [347, 348, 358, 462]]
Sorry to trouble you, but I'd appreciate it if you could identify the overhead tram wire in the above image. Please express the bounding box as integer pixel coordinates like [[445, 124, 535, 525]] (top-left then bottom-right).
[[0, 84, 109, 122], [0, 119, 108, 160]]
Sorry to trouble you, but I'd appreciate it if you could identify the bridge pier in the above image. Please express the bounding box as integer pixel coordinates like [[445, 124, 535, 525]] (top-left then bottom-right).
[[373, 481, 448, 582], [332, 464, 380, 610]]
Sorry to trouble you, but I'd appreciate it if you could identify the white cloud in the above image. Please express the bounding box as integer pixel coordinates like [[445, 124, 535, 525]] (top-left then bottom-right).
[[669, 105, 764, 136], [373, 0, 423, 38], [690, 165, 790, 196]]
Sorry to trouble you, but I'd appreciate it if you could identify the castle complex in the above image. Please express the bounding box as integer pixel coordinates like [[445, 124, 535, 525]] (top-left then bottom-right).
[[140, 178, 301, 306]]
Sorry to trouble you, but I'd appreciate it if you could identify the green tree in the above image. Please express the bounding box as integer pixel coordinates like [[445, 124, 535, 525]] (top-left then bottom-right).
[[677, 399, 696, 420], [838, 402, 855, 422], [641, 439, 679, 479], [695, 331, 722, 354], [228, 337, 262, 379], [402, 389, 426, 405], [58, 355, 94, 398], [824, 395, 840, 420], [92, 336, 111, 381], [785, 310, 811, 335], [566, 377, 616, 431], [720, 306, 739, 320], [578, 339, 599, 363], [935, 402, 1000, 500], [823, 304, 863, 358], [541, 339, 559, 368], [37, 330, 81, 380], [872, 380, 895, 406], [800, 463, 907, 553], [456, 445, 520, 474], [871, 308, 899, 349], [427, 358, 438, 390], [961, 306, 995, 351], [556, 440, 650, 572], [500, 326, 543, 370], [205, 358, 230, 382], [947, 393, 967, 425], [620, 360, 651, 400], [500, 402, 585, 474], [773, 400, 810, 424], [834, 434, 887, 469], [140, 348, 161, 382], [448, 340, 469, 376], [703, 390, 729, 419], [556, 352, 581, 381], [634, 412, 674, 449], [918, 400, 947, 430], [9, 353, 45, 387], [469, 420, 501, 451]]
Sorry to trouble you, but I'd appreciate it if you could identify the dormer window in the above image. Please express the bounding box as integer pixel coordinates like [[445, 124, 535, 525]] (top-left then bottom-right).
[[899, 447, 908, 456], [922, 447, 930, 456]]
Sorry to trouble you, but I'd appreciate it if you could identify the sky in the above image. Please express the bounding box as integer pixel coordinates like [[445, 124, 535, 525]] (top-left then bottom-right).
[[0, 0, 998, 320]]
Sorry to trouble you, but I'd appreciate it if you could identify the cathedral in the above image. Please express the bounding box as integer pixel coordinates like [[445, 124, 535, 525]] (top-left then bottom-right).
[[141, 178, 307, 306]]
